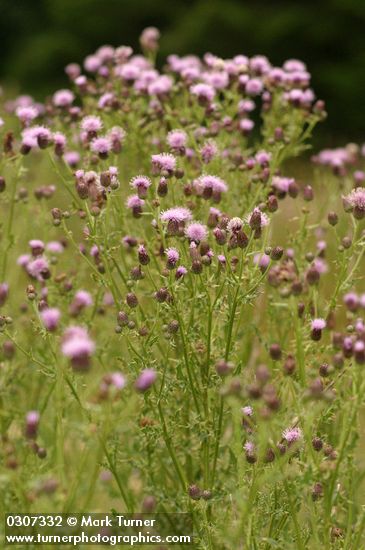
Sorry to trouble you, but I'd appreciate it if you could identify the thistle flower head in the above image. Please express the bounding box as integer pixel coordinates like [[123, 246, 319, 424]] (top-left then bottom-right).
[[167, 129, 187, 149], [151, 152, 177, 173], [311, 318, 326, 331], [41, 308, 61, 331], [282, 426, 302, 443], [185, 222, 208, 243], [80, 115, 103, 133], [160, 207, 192, 223], [53, 89, 75, 107]]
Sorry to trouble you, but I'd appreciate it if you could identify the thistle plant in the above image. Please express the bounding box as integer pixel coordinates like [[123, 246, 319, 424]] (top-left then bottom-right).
[[0, 28, 365, 549]]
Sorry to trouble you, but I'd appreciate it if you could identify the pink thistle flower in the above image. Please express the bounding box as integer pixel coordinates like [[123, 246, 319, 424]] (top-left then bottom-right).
[[239, 118, 254, 135], [148, 75, 173, 96], [107, 126, 126, 153], [61, 326, 95, 371], [343, 292, 359, 311], [26, 257, 49, 280], [52, 89, 75, 107], [194, 175, 228, 201], [245, 78, 263, 96], [343, 187, 365, 219], [200, 140, 218, 164], [17, 254, 31, 267], [74, 290, 93, 308], [165, 247, 180, 269], [253, 253, 270, 272], [185, 222, 208, 243], [190, 83, 215, 104], [80, 115, 103, 135], [46, 241, 64, 254], [15, 105, 38, 125], [40, 308, 61, 332], [311, 318, 326, 330], [151, 152, 177, 175], [65, 63, 81, 80], [227, 217, 243, 233], [282, 427, 302, 444], [167, 129, 188, 151], [23, 125, 52, 149], [130, 175, 152, 198], [25, 410, 40, 439], [126, 195, 145, 218], [90, 136, 111, 159], [311, 318, 326, 341], [110, 372, 126, 390], [272, 176, 295, 194], [140, 26, 160, 52], [135, 368, 157, 392], [160, 207, 192, 223], [53, 132, 67, 156], [29, 239, 45, 256], [242, 406, 253, 417], [243, 441, 255, 454], [176, 266, 188, 280], [64, 151, 80, 167]]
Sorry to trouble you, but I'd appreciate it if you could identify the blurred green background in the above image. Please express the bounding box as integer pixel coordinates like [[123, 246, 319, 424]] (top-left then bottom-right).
[[0, 0, 364, 144]]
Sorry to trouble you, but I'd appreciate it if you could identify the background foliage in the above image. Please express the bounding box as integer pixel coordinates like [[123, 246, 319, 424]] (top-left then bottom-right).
[[0, 0, 364, 143]]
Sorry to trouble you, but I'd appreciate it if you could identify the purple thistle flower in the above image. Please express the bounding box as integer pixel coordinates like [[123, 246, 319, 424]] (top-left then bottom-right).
[[194, 175, 227, 201], [130, 175, 152, 198], [26, 257, 49, 280], [185, 222, 208, 243], [90, 136, 111, 158], [200, 140, 218, 164], [126, 195, 145, 217], [245, 78, 263, 96], [110, 372, 126, 390], [25, 410, 40, 439], [80, 115, 103, 135], [343, 187, 365, 219], [29, 239, 45, 256], [61, 326, 95, 371], [46, 241, 64, 254], [282, 427, 303, 444], [344, 292, 359, 312], [151, 152, 177, 174], [52, 89, 75, 107], [16, 105, 38, 125], [167, 129, 187, 151], [135, 369, 157, 392], [165, 247, 180, 269], [176, 266, 188, 280], [40, 308, 61, 332]]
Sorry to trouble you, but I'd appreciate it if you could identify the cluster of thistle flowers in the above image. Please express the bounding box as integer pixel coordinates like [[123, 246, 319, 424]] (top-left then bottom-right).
[[4, 28, 360, 504]]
